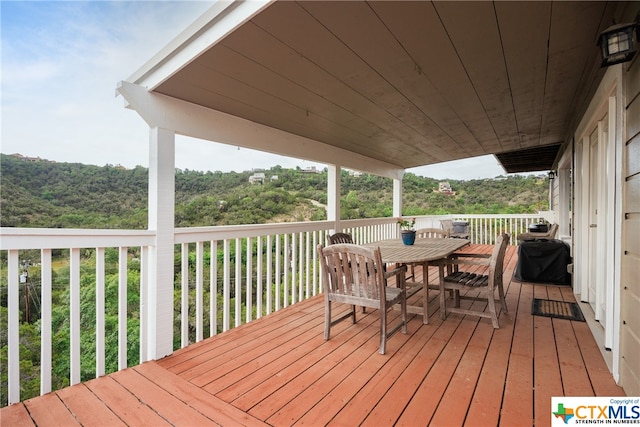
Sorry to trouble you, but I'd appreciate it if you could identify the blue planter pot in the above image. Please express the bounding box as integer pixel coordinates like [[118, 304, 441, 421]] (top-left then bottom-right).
[[401, 230, 416, 245]]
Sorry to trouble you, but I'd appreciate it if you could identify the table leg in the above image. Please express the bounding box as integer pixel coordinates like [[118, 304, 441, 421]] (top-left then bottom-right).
[[438, 261, 447, 320], [422, 262, 429, 324]]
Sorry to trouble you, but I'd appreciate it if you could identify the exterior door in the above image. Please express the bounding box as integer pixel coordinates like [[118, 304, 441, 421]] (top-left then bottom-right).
[[587, 126, 598, 311]]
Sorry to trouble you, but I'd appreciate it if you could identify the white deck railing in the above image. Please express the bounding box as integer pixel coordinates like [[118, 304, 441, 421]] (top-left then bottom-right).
[[0, 213, 546, 405]]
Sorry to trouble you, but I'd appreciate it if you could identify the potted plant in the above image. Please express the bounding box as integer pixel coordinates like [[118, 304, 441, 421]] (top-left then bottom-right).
[[397, 217, 416, 245]]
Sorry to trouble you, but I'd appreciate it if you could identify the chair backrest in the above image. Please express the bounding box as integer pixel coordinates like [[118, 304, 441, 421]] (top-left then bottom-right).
[[439, 219, 453, 236], [327, 232, 354, 245], [548, 223, 559, 239], [415, 227, 448, 239], [489, 233, 511, 288], [317, 243, 385, 305]]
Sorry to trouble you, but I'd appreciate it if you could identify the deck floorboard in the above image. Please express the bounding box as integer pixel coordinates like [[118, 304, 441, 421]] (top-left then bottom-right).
[[2, 244, 626, 426]]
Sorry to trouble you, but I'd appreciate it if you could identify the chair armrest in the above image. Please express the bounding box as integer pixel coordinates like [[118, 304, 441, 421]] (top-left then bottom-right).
[[385, 265, 407, 290], [384, 265, 407, 279]]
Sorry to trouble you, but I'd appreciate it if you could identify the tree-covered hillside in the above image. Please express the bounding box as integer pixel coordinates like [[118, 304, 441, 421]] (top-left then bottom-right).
[[0, 153, 549, 229], [0, 153, 549, 405]]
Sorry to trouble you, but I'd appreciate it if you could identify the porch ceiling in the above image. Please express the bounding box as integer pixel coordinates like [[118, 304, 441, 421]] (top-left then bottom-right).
[[134, 1, 617, 173]]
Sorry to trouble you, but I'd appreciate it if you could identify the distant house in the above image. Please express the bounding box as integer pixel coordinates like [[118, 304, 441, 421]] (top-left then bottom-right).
[[270, 175, 278, 182], [348, 170, 363, 177], [300, 166, 321, 174], [437, 181, 456, 195], [11, 153, 42, 162], [249, 172, 266, 184]]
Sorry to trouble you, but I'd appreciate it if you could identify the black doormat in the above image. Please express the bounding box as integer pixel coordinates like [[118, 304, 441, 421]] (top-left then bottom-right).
[[531, 298, 585, 322]]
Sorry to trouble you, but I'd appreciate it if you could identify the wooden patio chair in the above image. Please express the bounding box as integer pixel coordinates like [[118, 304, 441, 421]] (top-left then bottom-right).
[[440, 233, 510, 328], [440, 219, 470, 239], [327, 232, 354, 245], [317, 243, 408, 354], [439, 219, 453, 237]]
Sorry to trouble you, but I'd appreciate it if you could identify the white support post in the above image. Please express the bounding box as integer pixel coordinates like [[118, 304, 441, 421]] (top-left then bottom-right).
[[393, 177, 403, 218], [558, 169, 571, 237], [147, 127, 175, 359], [327, 165, 341, 231]]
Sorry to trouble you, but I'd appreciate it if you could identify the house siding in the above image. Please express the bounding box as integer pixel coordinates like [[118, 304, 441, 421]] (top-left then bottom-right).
[[621, 54, 640, 396]]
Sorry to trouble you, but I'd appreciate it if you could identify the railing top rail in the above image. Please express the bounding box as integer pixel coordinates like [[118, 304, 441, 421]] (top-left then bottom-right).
[[1, 213, 548, 249], [0, 228, 155, 250], [446, 214, 545, 219]]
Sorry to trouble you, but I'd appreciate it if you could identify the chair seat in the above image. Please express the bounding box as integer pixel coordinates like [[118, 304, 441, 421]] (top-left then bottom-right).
[[384, 286, 403, 303], [444, 271, 489, 287]]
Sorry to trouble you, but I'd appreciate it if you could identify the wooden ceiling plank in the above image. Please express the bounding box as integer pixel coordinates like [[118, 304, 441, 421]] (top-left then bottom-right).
[[146, 0, 612, 171], [248, 1, 447, 165], [541, 2, 609, 145], [158, 64, 411, 165], [197, 45, 381, 140], [495, 1, 551, 148], [373, 1, 499, 156], [301, 1, 468, 161], [369, 1, 485, 158], [434, 1, 519, 153]]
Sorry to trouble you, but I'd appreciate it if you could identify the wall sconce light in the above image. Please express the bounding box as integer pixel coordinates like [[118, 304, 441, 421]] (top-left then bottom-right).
[[548, 170, 557, 180], [597, 17, 639, 67]]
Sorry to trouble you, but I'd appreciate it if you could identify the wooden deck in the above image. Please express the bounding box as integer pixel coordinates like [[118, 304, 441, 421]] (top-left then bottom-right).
[[2, 245, 625, 426]]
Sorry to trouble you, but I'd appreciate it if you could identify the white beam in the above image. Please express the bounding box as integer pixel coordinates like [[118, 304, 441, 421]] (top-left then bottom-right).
[[128, 1, 273, 90], [116, 81, 404, 180]]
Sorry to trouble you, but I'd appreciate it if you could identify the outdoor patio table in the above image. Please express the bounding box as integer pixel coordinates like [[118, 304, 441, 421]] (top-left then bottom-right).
[[364, 238, 470, 324]]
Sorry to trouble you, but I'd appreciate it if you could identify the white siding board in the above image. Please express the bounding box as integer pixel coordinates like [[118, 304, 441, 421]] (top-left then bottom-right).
[[626, 95, 640, 140], [619, 325, 640, 393], [625, 217, 640, 255], [621, 54, 640, 395], [619, 357, 640, 396], [625, 58, 640, 104], [627, 174, 640, 212]]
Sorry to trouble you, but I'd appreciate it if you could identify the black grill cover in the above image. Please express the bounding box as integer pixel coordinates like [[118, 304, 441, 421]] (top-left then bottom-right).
[[515, 239, 570, 285], [528, 223, 549, 233]]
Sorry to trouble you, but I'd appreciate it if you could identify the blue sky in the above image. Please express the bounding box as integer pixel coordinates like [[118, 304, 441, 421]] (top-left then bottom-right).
[[1, 1, 508, 180]]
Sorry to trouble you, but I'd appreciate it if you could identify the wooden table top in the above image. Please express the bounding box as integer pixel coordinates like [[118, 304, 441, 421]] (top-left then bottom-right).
[[364, 238, 470, 264]]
